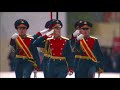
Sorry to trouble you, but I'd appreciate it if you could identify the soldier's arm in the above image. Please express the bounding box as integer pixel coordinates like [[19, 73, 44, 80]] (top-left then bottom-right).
[[32, 29, 49, 40], [74, 40, 82, 54], [32, 29, 54, 47], [31, 43, 41, 69], [33, 36, 45, 48], [70, 34, 76, 49], [64, 40, 74, 69], [94, 39, 104, 70], [32, 32, 42, 40], [10, 38, 15, 46], [9, 38, 17, 51]]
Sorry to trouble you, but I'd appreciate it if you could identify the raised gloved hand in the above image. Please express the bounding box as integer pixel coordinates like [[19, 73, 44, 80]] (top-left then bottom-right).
[[68, 68, 74, 76], [11, 33, 19, 39], [40, 29, 49, 34], [73, 30, 80, 37], [46, 29, 54, 36], [77, 34, 84, 40]]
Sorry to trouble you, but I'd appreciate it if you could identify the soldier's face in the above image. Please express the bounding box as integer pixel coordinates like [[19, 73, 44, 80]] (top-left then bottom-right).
[[52, 24, 61, 36], [79, 25, 91, 37], [17, 24, 27, 36]]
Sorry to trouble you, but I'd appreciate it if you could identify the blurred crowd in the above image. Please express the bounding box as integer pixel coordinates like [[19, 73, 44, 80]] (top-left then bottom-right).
[[101, 47, 120, 72]]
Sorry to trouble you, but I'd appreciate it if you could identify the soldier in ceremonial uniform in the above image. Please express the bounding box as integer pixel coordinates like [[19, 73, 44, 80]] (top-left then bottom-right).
[[33, 19, 74, 78], [73, 20, 104, 78], [10, 19, 46, 78], [70, 20, 84, 70], [33, 19, 55, 78]]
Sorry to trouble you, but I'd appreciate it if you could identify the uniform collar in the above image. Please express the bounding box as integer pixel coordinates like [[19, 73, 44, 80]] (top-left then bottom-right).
[[84, 35, 90, 40], [20, 34, 26, 38], [54, 35, 61, 39]]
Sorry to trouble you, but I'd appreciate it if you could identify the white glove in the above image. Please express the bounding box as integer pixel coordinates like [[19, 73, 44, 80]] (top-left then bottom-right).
[[46, 29, 54, 36], [77, 34, 84, 40], [40, 29, 49, 34], [11, 33, 19, 39], [73, 30, 80, 37]]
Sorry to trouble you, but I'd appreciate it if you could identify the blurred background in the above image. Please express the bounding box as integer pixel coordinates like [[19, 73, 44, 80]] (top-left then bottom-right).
[[0, 12, 120, 77]]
